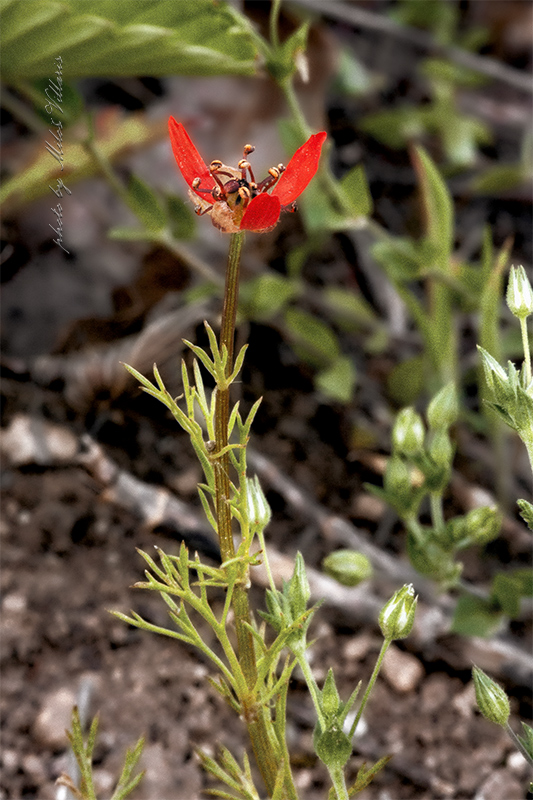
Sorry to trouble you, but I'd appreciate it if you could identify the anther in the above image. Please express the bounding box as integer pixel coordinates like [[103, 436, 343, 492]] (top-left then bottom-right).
[[192, 177, 201, 188], [268, 167, 280, 179], [238, 186, 251, 203], [277, 163, 286, 173], [209, 159, 223, 172], [244, 144, 255, 156], [238, 159, 250, 171]]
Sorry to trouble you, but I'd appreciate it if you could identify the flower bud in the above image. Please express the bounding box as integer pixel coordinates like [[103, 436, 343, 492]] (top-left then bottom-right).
[[472, 666, 510, 727], [384, 455, 413, 499], [321, 668, 341, 717], [379, 584, 417, 640], [287, 552, 311, 618], [428, 428, 454, 468], [393, 408, 425, 457], [477, 347, 509, 401], [463, 506, 502, 546], [506, 265, 533, 320], [427, 382, 459, 430], [244, 475, 272, 531], [313, 728, 352, 769], [322, 550, 373, 587]]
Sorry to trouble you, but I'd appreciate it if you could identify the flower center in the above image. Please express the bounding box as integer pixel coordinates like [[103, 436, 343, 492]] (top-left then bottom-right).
[[192, 144, 286, 217]]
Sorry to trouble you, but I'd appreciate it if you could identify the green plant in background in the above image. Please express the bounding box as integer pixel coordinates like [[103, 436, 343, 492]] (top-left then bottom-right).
[[56, 708, 144, 800], [364, 266, 533, 637], [366, 383, 501, 588], [361, 0, 492, 170], [478, 264, 533, 512]]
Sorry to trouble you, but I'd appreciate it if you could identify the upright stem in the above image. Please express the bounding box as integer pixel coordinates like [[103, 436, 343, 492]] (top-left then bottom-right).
[[214, 231, 255, 676], [350, 638, 391, 739], [214, 232, 297, 798]]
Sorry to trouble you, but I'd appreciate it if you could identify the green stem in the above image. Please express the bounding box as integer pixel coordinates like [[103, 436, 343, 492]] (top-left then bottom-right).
[[329, 766, 349, 800], [505, 722, 533, 768], [350, 638, 391, 739], [269, 0, 282, 49], [296, 652, 326, 729], [430, 492, 445, 532], [215, 232, 298, 799], [520, 316, 531, 385]]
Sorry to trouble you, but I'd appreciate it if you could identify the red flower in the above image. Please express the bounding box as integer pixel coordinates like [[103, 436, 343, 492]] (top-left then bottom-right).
[[169, 116, 326, 233]]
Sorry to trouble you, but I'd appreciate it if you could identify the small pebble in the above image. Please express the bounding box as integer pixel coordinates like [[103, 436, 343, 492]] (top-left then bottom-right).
[[475, 768, 522, 800], [32, 687, 75, 749], [381, 644, 424, 693]]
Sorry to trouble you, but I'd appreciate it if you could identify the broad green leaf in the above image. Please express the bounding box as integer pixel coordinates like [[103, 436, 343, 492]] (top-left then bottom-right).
[[0, 0, 257, 81], [108, 226, 156, 241], [420, 57, 488, 88], [470, 164, 529, 195], [371, 238, 424, 281], [323, 286, 376, 331], [491, 570, 533, 619], [386, 355, 425, 405], [491, 574, 522, 618], [451, 594, 504, 637], [284, 307, 340, 368], [339, 164, 373, 217], [126, 174, 166, 232], [267, 20, 310, 82], [390, 0, 458, 45], [333, 48, 374, 97], [316, 355, 356, 404], [24, 77, 84, 127], [518, 499, 533, 531], [411, 145, 453, 261], [359, 107, 425, 149], [0, 111, 167, 213], [240, 274, 298, 321], [440, 113, 491, 169], [165, 194, 196, 240]]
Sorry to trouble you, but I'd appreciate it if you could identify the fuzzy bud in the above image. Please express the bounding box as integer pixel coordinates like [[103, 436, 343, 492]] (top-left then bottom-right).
[[506, 265, 533, 320], [379, 584, 417, 641], [322, 550, 373, 587], [472, 666, 510, 727], [393, 408, 425, 457], [245, 475, 272, 532], [427, 383, 459, 431]]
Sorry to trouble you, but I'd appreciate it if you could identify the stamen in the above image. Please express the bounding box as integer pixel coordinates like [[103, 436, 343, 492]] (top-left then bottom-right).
[[243, 144, 255, 156], [268, 167, 280, 179], [238, 186, 251, 205], [192, 176, 213, 195], [209, 159, 223, 172]]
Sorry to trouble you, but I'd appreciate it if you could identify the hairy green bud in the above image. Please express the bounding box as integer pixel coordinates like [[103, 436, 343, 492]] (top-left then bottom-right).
[[322, 550, 373, 587], [506, 265, 533, 320], [472, 666, 510, 727], [379, 584, 417, 640], [393, 407, 425, 457], [427, 382, 459, 430], [313, 727, 352, 769]]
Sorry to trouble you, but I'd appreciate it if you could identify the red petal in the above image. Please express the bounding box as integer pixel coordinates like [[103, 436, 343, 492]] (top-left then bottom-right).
[[240, 193, 281, 232], [272, 131, 327, 206], [168, 116, 215, 193]]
